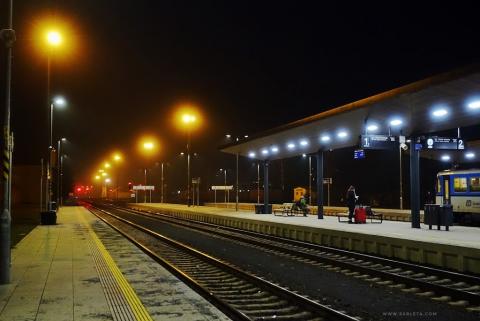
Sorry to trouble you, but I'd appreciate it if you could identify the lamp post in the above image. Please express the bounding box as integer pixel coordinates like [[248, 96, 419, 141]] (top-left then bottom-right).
[[113, 153, 122, 200], [48, 96, 66, 209], [0, 0, 15, 285], [139, 139, 157, 203], [56, 137, 66, 207], [180, 113, 197, 206]]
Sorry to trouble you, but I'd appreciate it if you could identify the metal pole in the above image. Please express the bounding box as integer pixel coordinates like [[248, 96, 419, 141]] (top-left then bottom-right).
[[197, 179, 200, 205], [192, 182, 195, 206], [60, 155, 63, 205], [316, 151, 324, 219], [0, 0, 15, 284], [1, 0, 15, 283], [40, 158, 44, 211], [257, 162, 260, 204], [144, 168, 147, 203], [187, 131, 191, 206], [263, 160, 269, 214], [224, 169, 227, 203], [399, 145, 403, 210], [327, 183, 330, 206], [236, 153, 239, 211], [410, 138, 421, 228], [214, 189, 217, 205], [56, 140, 60, 206], [161, 162, 164, 203], [308, 155, 312, 205]]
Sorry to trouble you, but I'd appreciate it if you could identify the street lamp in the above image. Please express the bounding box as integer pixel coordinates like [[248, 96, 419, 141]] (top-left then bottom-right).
[[56, 137, 67, 206], [139, 137, 158, 203], [112, 152, 123, 199], [178, 110, 199, 207]]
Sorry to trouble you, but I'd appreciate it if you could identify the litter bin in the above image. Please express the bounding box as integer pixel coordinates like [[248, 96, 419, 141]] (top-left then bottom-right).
[[439, 204, 453, 231], [40, 210, 57, 225], [424, 204, 440, 229], [254, 204, 272, 214]]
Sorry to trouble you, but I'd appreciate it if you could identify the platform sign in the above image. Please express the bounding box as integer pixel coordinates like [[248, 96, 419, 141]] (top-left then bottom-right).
[[211, 185, 233, 190], [133, 185, 155, 190], [421, 136, 465, 150], [354, 149, 365, 159], [323, 178, 332, 184], [361, 135, 397, 150]]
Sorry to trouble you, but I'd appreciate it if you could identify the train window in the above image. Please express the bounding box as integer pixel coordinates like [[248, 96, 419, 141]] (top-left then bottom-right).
[[437, 178, 441, 193], [453, 177, 467, 192], [471, 177, 480, 192]]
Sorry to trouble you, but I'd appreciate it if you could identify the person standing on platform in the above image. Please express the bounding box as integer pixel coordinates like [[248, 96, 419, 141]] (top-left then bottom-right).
[[346, 186, 358, 224]]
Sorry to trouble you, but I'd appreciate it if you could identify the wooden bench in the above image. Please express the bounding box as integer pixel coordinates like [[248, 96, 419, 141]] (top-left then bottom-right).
[[366, 206, 383, 223], [273, 203, 295, 216], [274, 203, 310, 216]]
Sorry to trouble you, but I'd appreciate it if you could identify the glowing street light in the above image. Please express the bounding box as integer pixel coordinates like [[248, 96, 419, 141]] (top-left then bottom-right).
[[46, 30, 62, 47], [104, 162, 111, 169], [174, 106, 201, 207]]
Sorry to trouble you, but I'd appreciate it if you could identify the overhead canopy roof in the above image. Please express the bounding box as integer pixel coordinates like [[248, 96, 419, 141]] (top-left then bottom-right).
[[221, 65, 480, 161]]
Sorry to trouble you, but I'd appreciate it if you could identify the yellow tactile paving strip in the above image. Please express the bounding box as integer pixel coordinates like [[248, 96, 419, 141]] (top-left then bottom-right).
[[80, 210, 153, 321]]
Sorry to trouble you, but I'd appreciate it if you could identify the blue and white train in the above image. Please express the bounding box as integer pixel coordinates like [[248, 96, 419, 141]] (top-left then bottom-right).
[[436, 169, 480, 220]]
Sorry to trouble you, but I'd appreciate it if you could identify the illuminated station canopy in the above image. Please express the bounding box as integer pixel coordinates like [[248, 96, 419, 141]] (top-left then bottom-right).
[[221, 65, 480, 160]]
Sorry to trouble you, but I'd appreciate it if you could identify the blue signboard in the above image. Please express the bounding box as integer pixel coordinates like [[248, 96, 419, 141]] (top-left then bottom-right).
[[354, 149, 365, 159]]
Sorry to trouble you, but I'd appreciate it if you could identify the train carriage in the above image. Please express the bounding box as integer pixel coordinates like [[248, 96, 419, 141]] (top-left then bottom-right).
[[436, 169, 480, 221]]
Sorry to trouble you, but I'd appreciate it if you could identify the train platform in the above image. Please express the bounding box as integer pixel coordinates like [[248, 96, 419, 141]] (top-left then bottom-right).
[[0, 206, 230, 321], [128, 203, 480, 275]]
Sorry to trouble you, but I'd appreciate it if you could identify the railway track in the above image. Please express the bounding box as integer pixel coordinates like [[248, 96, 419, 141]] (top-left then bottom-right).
[[87, 204, 359, 321], [100, 203, 480, 312]]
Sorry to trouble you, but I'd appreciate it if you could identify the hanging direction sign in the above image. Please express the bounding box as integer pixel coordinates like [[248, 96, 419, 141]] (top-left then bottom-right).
[[360, 135, 397, 150], [420, 136, 465, 150]]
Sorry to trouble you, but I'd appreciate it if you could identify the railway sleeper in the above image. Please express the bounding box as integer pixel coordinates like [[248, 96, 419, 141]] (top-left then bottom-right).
[[250, 310, 313, 320], [245, 305, 301, 316], [210, 287, 263, 295], [230, 300, 289, 310], [222, 294, 279, 303]]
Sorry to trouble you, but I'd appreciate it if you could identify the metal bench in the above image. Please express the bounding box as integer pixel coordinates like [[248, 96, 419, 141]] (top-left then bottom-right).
[[273, 203, 295, 216]]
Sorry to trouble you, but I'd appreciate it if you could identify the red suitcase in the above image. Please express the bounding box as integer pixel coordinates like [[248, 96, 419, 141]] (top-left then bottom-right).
[[354, 207, 366, 224]]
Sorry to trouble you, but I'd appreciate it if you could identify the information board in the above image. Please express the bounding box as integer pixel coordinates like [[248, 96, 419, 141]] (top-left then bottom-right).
[[361, 135, 397, 150], [421, 136, 464, 150], [354, 149, 365, 159]]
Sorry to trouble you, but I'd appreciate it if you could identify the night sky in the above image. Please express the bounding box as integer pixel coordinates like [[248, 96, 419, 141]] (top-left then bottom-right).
[[1, 1, 479, 204]]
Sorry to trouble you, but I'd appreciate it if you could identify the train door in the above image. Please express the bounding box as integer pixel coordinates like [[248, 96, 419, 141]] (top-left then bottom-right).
[[443, 176, 450, 205]]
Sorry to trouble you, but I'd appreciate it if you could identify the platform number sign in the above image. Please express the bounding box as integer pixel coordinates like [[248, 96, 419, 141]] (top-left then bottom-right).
[[361, 135, 397, 150], [422, 136, 465, 150]]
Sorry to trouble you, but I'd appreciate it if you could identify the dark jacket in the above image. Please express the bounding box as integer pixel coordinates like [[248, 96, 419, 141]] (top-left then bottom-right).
[[346, 190, 356, 208]]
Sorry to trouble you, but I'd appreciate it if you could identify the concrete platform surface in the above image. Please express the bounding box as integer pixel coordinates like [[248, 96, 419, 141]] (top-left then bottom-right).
[[0, 206, 230, 321], [130, 203, 480, 274], [132, 203, 480, 249]]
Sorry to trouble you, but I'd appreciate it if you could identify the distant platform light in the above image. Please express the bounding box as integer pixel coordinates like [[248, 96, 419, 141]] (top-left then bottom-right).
[[337, 131, 348, 138], [441, 155, 451, 161], [465, 152, 475, 159], [225, 134, 231, 138], [366, 124, 378, 132], [302, 153, 307, 158], [261, 149, 269, 155], [300, 140, 308, 146], [432, 108, 448, 117], [248, 152, 256, 158], [321, 135, 331, 142], [287, 143, 295, 149], [390, 119, 402, 126], [468, 100, 480, 110], [271, 146, 279, 153], [244, 135, 249, 138]]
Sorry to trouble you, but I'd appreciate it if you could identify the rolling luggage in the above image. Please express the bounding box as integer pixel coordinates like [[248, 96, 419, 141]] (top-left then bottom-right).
[[354, 206, 366, 224]]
